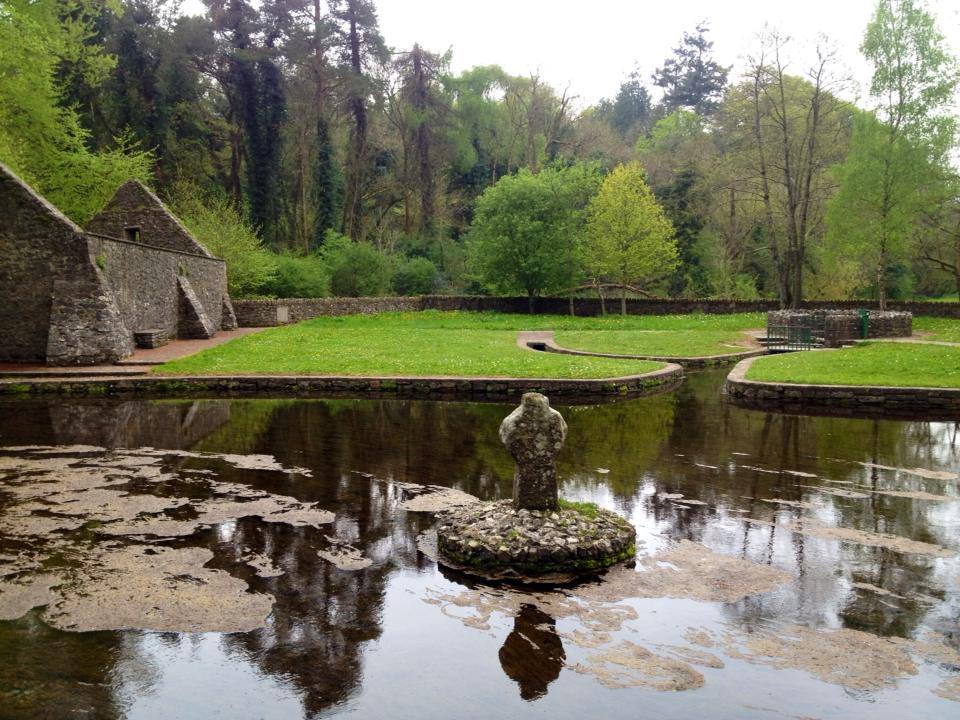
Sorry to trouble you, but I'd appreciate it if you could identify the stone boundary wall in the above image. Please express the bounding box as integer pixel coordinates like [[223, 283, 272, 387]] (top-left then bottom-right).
[[767, 309, 913, 348], [725, 355, 960, 418], [233, 296, 960, 327], [0, 363, 684, 401], [87, 235, 227, 340]]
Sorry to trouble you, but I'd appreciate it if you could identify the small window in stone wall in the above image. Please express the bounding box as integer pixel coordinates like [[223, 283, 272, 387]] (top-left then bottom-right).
[[124, 226, 142, 243]]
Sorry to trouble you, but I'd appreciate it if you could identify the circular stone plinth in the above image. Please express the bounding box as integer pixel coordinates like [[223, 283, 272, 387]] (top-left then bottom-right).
[[436, 500, 636, 581]]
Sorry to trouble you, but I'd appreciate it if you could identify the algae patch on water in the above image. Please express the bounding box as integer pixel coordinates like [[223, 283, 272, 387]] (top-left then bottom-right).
[[0, 445, 335, 633]]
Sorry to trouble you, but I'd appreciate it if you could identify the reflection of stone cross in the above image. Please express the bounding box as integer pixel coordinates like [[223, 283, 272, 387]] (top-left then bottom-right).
[[499, 393, 567, 511]]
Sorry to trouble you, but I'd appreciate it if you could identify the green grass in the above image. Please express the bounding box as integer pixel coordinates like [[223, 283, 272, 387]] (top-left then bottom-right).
[[157, 312, 667, 379], [558, 498, 600, 518], [745, 342, 960, 388], [914, 316, 960, 343], [555, 329, 755, 357]]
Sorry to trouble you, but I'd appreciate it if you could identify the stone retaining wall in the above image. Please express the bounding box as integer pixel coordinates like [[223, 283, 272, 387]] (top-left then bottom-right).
[[725, 356, 960, 418], [0, 363, 684, 401], [767, 309, 913, 348], [234, 296, 959, 327]]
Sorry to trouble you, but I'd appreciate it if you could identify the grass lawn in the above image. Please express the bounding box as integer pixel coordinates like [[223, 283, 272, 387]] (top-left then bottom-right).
[[914, 316, 960, 343], [745, 342, 960, 388], [157, 312, 668, 379]]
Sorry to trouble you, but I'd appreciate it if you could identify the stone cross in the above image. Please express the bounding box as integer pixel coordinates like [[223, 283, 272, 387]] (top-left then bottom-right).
[[499, 393, 567, 511]]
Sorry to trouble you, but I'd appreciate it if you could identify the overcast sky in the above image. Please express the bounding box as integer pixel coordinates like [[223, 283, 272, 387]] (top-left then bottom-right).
[[181, 0, 960, 109], [374, 0, 959, 107]]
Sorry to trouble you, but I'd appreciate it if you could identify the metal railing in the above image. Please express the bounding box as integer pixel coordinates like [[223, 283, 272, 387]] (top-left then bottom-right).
[[765, 324, 825, 352]]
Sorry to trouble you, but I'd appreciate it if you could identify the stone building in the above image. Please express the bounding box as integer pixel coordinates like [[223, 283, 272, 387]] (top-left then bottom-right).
[[0, 163, 235, 365]]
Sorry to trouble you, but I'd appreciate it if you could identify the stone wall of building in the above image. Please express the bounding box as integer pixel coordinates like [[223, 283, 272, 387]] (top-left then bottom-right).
[[1, 163, 235, 364], [0, 163, 132, 364], [86, 235, 228, 339], [85, 180, 213, 257], [234, 295, 957, 327]]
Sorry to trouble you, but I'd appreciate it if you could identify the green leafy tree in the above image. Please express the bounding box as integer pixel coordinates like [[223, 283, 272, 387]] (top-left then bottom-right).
[[0, 0, 151, 222], [467, 164, 600, 312], [585, 162, 678, 314], [828, 0, 958, 308], [330, 0, 388, 240], [597, 73, 652, 139], [636, 110, 714, 296]]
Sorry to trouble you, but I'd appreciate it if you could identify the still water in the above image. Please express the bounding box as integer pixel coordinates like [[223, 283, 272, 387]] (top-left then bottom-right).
[[0, 371, 958, 720]]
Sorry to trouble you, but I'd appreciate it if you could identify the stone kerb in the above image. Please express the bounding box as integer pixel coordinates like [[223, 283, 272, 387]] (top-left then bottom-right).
[[725, 354, 960, 418], [0, 362, 685, 400]]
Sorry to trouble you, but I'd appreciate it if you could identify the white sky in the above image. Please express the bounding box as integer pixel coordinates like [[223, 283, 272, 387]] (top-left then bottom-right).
[[180, 0, 960, 109]]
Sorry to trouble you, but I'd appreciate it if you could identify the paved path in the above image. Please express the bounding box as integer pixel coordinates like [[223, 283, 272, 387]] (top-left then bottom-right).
[[517, 330, 765, 368], [0, 328, 265, 378]]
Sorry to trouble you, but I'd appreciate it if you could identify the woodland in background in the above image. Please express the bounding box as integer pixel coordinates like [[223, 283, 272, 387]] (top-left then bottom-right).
[[0, 0, 958, 307]]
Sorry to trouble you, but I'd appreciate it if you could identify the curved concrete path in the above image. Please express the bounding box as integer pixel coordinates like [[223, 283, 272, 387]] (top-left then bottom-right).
[[517, 330, 765, 369]]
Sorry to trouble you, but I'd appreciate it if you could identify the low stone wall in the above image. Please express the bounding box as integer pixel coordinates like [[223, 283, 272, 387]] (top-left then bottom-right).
[[234, 296, 958, 327], [234, 297, 422, 326], [725, 356, 960, 418], [0, 363, 684, 401], [767, 309, 913, 348]]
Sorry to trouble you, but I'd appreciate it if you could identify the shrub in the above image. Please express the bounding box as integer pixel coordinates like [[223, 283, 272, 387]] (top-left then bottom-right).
[[321, 231, 393, 297], [261, 254, 329, 298], [393, 257, 438, 295], [167, 183, 277, 298]]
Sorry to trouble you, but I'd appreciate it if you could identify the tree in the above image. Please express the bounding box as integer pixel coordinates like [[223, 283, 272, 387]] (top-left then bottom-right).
[[828, 0, 958, 308], [915, 171, 960, 298], [330, 0, 387, 240], [636, 110, 714, 296], [311, 115, 343, 248], [389, 44, 451, 238], [652, 22, 729, 115], [743, 33, 853, 307], [585, 163, 678, 314], [597, 73, 652, 139], [0, 0, 151, 222], [467, 164, 599, 311]]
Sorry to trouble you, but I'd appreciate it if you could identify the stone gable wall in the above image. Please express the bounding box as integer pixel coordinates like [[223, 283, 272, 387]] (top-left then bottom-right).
[[85, 180, 213, 257], [0, 163, 130, 363]]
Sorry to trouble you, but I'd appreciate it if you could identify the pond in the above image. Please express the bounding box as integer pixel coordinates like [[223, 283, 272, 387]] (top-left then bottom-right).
[[0, 371, 958, 719]]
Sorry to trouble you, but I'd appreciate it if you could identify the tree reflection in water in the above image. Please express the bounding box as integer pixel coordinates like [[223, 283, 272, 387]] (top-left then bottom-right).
[[0, 371, 957, 718]]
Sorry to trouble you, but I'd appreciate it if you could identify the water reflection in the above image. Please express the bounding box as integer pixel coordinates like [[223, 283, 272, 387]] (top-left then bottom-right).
[[0, 371, 957, 718], [499, 605, 566, 700]]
